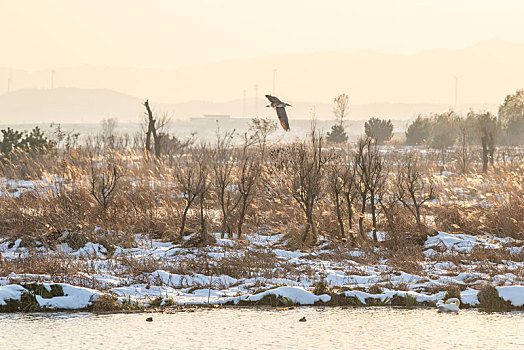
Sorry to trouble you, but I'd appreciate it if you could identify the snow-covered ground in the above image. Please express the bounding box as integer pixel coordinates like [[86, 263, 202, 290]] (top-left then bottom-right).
[[1, 230, 523, 310]]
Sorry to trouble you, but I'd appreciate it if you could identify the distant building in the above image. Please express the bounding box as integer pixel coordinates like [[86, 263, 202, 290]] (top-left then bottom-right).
[[203, 114, 230, 119], [190, 114, 231, 122]]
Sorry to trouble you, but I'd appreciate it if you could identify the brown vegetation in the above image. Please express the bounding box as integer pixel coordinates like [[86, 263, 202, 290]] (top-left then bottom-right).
[[0, 122, 523, 274]]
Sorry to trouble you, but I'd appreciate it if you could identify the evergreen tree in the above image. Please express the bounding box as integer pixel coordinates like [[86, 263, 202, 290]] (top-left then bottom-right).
[[405, 115, 432, 145], [430, 111, 459, 149], [498, 89, 524, 145], [364, 117, 393, 145], [327, 93, 350, 144], [22, 127, 54, 154], [326, 124, 348, 143], [0, 127, 54, 158], [0, 128, 24, 157]]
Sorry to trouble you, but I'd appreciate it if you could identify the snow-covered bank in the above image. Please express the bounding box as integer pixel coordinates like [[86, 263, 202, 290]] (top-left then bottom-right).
[[0, 283, 101, 311], [1, 282, 523, 311], [1, 231, 523, 311]]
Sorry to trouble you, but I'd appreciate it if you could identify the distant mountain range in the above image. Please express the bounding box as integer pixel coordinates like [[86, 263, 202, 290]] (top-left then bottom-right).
[[0, 87, 498, 124], [1, 38, 523, 110]]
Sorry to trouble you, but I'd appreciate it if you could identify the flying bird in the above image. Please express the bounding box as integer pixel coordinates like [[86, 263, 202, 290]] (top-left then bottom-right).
[[265, 94, 291, 131]]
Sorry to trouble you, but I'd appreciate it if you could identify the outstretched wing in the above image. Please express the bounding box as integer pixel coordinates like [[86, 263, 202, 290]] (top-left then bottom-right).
[[265, 94, 282, 105], [276, 107, 290, 131]]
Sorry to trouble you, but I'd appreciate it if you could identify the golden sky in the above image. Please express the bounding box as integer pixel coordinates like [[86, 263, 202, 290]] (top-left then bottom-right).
[[2, 0, 524, 70]]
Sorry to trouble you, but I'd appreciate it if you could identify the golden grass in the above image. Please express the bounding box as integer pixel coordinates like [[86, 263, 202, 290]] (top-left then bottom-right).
[[0, 145, 522, 255]]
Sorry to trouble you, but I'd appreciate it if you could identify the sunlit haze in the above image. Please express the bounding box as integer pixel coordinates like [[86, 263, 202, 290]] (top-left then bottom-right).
[[3, 0, 524, 69], [2, 0, 524, 118]]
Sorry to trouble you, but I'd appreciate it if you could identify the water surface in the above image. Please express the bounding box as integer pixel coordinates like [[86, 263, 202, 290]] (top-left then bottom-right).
[[1, 307, 523, 349]]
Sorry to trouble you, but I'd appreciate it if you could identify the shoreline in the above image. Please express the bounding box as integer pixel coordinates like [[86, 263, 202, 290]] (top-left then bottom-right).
[[1, 280, 523, 314], [2, 297, 524, 314], [1, 229, 523, 314]]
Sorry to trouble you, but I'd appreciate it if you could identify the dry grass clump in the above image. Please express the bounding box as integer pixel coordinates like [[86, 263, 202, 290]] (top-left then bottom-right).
[[116, 255, 164, 276], [443, 284, 462, 301], [480, 193, 524, 239], [0, 186, 94, 246], [312, 279, 331, 295], [468, 246, 514, 264], [434, 164, 523, 239], [367, 284, 383, 294], [477, 285, 512, 311], [91, 294, 122, 312], [1, 252, 83, 278], [214, 249, 279, 279], [377, 234, 426, 276], [434, 205, 474, 234]]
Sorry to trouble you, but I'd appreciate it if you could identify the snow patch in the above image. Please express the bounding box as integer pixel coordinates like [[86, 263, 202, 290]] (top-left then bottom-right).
[[244, 286, 330, 305], [496, 286, 524, 307], [73, 242, 107, 258]]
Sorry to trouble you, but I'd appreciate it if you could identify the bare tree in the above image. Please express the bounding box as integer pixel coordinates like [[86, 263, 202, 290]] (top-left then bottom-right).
[[333, 93, 350, 124], [271, 130, 328, 244], [144, 100, 158, 157], [234, 134, 262, 239], [212, 129, 262, 239], [457, 118, 472, 174], [90, 160, 122, 213], [354, 137, 386, 242], [248, 116, 278, 158], [196, 145, 213, 244], [211, 128, 237, 237], [467, 111, 500, 172], [143, 100, 171, 158], [327, 161, 346, 239], [395, 153, 436, 233], [101, 117, 118, 150], [174, 145, 210, 240], [162, 132, 195, 167], [376, 176, 398, 233], [326, 148, 357, 242], [327, 94, 350, 144]]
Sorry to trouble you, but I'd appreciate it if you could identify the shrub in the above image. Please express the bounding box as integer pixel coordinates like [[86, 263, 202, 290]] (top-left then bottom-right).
[[390, 294, 418, 307], [326, 124, 348, 144], [0, 127, 54, 158], [405, 116, 432, 145], [443, 285, 461, 301], [364, 118, 393, 145], [91, 294, 122, 312], [477, 285, 511, 311], [313, 280, 331, 295], [254, 294, 295, 307]]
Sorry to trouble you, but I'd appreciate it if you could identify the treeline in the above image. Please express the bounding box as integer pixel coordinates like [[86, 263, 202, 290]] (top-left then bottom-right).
[[326, 89, 524, 147], [2, 89, 524, 161]]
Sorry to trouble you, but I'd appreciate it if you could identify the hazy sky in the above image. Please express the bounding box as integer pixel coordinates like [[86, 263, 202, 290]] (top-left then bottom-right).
[[2, 0, 524, 70]]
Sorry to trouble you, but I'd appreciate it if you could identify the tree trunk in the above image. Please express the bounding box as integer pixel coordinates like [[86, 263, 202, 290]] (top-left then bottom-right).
[[220, 213, 229, 239], [359, 194, 367, 240], [488, 132, 495, 167], [199, 195, 208, 242], [237, 198, 248, 239], [144, 100, 161, 158], [220, 194, 229, 238], [334, 192, 345, 239], [481, 136, 488, 173], [344, 193, 354, 230], [302, 205, 315, 243], [370, 191, 377, 243], [179, 205, 190, 239]]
